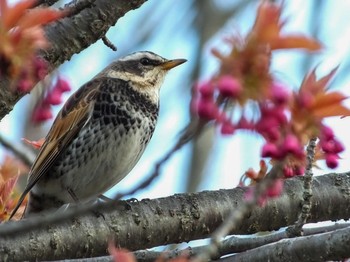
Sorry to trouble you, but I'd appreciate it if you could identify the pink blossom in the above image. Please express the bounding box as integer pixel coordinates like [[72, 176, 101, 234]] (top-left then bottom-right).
[[31, 77, 71, 124], [266, 128, 280, 142], [320, 125, 334, 140], [321, 139, 344, 154], [16, 78, 33, 92], [333, 140, 344, 154], [326, 154, 339, 169], [261, 142, 279, 158], [44, 77, 72, 106], [282, 134, 302, 156], [33, 57, 48, 80], [273, 107, 288, 124], [270, 82, 289, 104], [257, 120, 281, 141], [197, 81, 214, 98], [55, 77, 71, 92], [244, 187, 253, 201], [260, 105, 287, 125], [196, 98, 219, 120], [283, 166, 294, 178], [266, 179, 284, 197], [217, 75, 242, 98], [294, 166, 305, 176], [256, 114, 283, 142], [257, 105, 288, 142], [46, 88, 63, 105], [221, 121, 235, 135], [257, 116, 280, 131], [237, 116, 255, 130], [32, 103, 53, 123]]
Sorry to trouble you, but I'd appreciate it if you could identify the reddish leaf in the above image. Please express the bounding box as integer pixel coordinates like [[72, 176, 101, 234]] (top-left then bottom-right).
[[108, 243, 135, 262], [300, 67, 337, 94], [311, 92, 347, 110], [0, 155, 28, 221], [270, 35, 322, 51], [300, 69, 317, 93], [313, 103, 350, 118], [22, 137, 45, 149], [17, 8, 63, 29], [0, 174, 19, 206], [1, 155, 29, 179], [317, 66, 339, 90], [305, 90, 350, 118], [250, 1, 321, 52], [0, 0, 9, 21], [252, 1, 282, 41], [2, 0, 36, 29]]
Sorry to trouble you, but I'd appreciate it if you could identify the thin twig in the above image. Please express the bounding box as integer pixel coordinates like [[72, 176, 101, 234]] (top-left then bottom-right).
[[287, 137, 317, 236], [101, 36, 117, 51], [0, 133, 35, 166]]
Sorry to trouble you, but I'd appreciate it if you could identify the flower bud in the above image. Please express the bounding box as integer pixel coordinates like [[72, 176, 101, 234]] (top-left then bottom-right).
[[262, 142, 279, 158], [217, 75, 242, 98], [326, 154, 339, 169], [196, 98, 218, 120]]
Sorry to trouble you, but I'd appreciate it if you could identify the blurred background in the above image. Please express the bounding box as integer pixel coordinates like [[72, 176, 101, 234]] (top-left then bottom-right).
[[2, 0, 350, 199]]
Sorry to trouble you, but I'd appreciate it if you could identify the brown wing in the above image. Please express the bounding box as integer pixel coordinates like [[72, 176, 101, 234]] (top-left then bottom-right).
[[9, 79, 101, 220]]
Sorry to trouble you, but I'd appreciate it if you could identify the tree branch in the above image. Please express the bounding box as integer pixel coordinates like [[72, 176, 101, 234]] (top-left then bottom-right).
[[37, 223, 350, 262], [0, 0, 148, 120], [227, 226, 350, 262], [0, 172, 349, 260]]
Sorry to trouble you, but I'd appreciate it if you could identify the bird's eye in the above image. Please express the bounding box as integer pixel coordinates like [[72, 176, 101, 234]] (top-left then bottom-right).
[[140, 57, 152, 66]]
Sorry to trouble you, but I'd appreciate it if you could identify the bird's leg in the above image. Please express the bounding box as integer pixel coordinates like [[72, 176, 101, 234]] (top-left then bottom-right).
[[67, 188, 105, 219], [98, 194, 112, 202]]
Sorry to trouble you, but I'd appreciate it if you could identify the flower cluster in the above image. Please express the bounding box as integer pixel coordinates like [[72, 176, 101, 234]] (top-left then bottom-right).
[[32, 78, 71, 123], [0, 0, 62, 91], [319, 125, 344, 168], [191, 1, 349, 199], [15, 57, 48, 92], [193, 75, 242, 131]]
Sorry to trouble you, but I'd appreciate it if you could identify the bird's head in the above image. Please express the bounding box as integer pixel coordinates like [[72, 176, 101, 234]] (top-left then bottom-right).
[[102, 51, 186, 103]]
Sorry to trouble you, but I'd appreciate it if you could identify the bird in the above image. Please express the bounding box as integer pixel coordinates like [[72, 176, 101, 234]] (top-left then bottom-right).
[[9, 51, 186, 219]]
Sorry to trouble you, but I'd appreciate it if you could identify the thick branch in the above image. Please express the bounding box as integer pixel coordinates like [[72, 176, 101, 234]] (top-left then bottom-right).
[[0, 0, 148, 120], [42, 0, 147, 67], [0, 172, 349, 260]]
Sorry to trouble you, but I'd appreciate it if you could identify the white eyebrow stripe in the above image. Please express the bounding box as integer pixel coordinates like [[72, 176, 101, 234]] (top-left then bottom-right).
[[119, 51, 164, 62]]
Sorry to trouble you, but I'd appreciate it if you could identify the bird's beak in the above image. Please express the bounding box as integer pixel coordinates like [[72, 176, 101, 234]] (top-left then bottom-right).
[[160, 59, 187, 70]]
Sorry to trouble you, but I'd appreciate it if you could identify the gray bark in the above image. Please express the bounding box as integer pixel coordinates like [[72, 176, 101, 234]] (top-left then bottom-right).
[[0, 172, 349, 261]]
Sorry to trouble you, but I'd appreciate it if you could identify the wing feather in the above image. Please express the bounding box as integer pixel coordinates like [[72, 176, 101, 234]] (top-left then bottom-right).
[[9, 79, 101, 219]]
